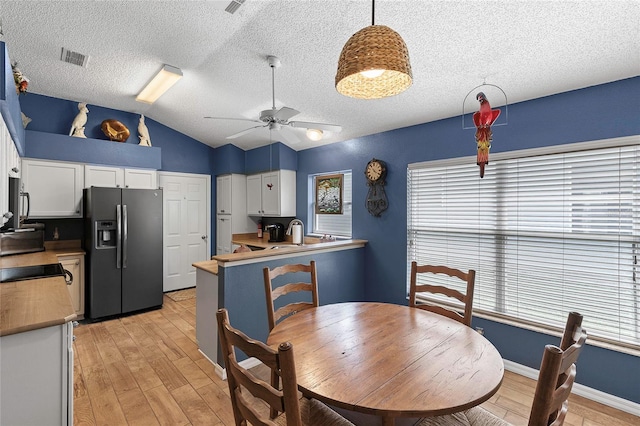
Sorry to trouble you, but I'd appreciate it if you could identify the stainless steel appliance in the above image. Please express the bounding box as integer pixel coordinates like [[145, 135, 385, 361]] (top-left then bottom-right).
[[83, 187, 163, 320], [0, 225, 45, 256]]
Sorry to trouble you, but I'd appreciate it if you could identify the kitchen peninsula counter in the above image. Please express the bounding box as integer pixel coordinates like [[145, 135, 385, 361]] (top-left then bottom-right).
[[213, 235, 367, 265], [193, 236, 367, 375], [0, 246, 81, 336]]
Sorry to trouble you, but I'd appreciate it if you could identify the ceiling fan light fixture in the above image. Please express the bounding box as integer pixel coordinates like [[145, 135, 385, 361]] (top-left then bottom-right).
[[136, 64, 183, 104], [336, 24, 412, 99], [306, 128, 324, 141]]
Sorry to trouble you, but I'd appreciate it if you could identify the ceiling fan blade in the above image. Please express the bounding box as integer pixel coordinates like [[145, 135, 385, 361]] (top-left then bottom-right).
[[204, 116, 263, 124], [276, 126, 301, 145], [273, 107, 300, 121], [289, 121, 342, 133], [226, 125, 268, 139]]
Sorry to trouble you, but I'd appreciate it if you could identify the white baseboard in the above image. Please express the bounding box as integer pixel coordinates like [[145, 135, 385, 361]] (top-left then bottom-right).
[[199, 352, 262, 381], [503, 360, 640, 417], [198, 349, 226, 379]]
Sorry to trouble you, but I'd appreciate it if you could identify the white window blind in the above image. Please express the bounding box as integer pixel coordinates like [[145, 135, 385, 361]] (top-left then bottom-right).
[[407, 140, 640, 348], [313, 171, 352, 237]]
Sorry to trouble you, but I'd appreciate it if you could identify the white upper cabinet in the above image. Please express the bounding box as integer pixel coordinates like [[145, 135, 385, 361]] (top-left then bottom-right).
[[246, 170, 296, 217], [21, 159, 84, 218], [216, 174, 232, 214], [85, 165, 124, 188], [123, 168, 157, 189], [85, 165, 157, 189]]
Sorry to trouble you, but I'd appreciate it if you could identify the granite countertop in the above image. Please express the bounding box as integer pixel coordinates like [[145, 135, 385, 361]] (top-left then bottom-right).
[[0, 243, 84, 336]]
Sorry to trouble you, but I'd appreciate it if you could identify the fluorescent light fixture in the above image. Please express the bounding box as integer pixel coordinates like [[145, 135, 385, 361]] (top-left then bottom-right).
[[136, 65, 183, 104], [306, 128, 323, 141]]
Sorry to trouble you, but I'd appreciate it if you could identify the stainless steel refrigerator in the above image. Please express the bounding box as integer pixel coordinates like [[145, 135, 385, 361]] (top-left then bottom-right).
[[83, 187, 163, 320]]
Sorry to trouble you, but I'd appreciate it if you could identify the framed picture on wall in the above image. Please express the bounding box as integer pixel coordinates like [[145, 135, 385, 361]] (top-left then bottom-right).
[[315, 174, 344, 214]]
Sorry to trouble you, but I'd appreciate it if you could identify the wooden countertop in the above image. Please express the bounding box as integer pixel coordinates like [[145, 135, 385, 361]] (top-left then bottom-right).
[[192, 259, 218, 275], [212, 234, 367, 265], [0, 245, 83, 336]]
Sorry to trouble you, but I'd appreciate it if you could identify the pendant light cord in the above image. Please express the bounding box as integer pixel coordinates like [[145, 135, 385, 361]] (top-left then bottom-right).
[[371, 0, 375, 25], [271, 65, 276, 110]]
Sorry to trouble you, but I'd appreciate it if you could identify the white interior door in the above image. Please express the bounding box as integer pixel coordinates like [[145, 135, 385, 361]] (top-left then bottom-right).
[[159, 172, 210, 292]]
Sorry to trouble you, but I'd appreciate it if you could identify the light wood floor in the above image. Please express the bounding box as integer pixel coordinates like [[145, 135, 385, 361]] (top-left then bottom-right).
[[73, 294, 639, 425]]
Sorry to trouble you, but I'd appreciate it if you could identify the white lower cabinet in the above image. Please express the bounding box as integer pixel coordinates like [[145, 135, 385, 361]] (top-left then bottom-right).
[[59, 254, 85, 318], [216, 215, 233, 254], [0, 321, 74, 425], [21, 159, 84, 218]]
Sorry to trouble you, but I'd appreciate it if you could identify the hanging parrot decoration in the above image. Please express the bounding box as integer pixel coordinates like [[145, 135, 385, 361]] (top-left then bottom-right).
[[473, 92, 501, 178]]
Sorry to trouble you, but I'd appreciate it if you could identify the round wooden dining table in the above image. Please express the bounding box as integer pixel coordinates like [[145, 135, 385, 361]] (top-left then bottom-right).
[[266, 302, 504, 426]]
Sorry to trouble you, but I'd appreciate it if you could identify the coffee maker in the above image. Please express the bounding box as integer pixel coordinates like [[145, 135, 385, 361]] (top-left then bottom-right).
[[265, 223, 285, 242]]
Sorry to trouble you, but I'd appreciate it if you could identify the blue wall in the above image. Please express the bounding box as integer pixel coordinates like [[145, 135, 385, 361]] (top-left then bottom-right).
[[220, 247, 366, 364], [11, 74, 640, 404], [296, 76, 640, 404]]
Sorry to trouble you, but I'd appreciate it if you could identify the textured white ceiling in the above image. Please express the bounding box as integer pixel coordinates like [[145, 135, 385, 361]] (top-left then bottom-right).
[[1, 0, 638, 151]]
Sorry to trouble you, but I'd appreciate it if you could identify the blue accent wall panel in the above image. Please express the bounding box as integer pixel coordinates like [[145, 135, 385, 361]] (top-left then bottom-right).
[[296, 77, 640, 403], [244, 142, 297, 174], [19, 93, 214, 174], [212, 144, 246, 175], [0, 42, 26, 154], [25, 130, 162, 169], [220, 248, 365, 363], [474, 317, 640, 403]]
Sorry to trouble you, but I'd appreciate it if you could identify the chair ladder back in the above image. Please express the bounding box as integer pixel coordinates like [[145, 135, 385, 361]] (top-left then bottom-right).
[[559, 312, 583, 351], [263, 261, 319, 331], [216, 308, 303, 426], [409, 262, 476, 327], [528, 312, 588, 426]]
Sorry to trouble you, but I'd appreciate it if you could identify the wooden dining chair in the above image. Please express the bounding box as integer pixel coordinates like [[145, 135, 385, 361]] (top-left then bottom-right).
[[263, 261, 319, 332], [216, 308, 354, 426], [409, 262, 476, 327], [417, 311, 588, 426]]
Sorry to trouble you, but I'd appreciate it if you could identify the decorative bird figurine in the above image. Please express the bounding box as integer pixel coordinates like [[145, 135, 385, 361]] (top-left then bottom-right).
[[138, 115, 152, 146], [473, 92, 501, 178], [69, 102, 89, 137]]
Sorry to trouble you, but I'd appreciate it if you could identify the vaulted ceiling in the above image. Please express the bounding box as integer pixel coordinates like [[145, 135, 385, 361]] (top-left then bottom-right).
[[1, 0, 638, 151]]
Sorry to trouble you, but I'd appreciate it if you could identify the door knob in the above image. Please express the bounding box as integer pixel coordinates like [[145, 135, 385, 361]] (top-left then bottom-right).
[[201, 235, 208, 240]]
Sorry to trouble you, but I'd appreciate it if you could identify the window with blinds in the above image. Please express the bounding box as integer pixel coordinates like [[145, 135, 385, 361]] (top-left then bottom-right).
[[313, 171, 352, 237], [407, 138, 640, 349]]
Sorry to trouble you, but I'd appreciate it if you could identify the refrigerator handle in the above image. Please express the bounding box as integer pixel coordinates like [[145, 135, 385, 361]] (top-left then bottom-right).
[[116, 204, 122, 269], [123, 204, 128, 269]]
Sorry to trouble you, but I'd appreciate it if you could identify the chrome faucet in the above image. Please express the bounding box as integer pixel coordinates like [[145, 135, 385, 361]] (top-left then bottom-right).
[[286, 219, 305, 245]]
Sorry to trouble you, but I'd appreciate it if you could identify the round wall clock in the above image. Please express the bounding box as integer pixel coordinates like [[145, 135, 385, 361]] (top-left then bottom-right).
[[364, 158, 388, 217]]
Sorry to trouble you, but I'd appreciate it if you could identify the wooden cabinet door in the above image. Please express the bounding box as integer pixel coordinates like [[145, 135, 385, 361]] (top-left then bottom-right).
[[124, 168, 157, 189], [261, 171, 281, 216], [85, 165, 124, 188], [22, 159, 84, 217], [246, 174, 263, 215], [216, 175, 232, 214], [59, 255, 85, 317], [216, 215, 232, 254]]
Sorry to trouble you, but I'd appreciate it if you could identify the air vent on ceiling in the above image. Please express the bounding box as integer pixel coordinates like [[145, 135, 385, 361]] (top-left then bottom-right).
[[60, 47, 89, 68], [225, 0, 246, 14]]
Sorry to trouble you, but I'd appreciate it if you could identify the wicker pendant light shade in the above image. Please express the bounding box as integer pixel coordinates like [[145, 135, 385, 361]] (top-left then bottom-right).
[[335, 24, 412, 99]]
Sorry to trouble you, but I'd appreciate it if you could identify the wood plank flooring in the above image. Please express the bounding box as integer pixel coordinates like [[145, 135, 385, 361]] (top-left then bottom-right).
[[73, 294, 639, 425]]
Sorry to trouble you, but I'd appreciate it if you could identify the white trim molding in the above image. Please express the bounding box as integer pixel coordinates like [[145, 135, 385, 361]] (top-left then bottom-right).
[[503, 360, 640, 417]]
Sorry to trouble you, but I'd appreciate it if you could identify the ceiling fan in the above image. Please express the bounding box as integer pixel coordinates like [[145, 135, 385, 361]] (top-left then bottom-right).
[[205, 55, 342, 143]]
